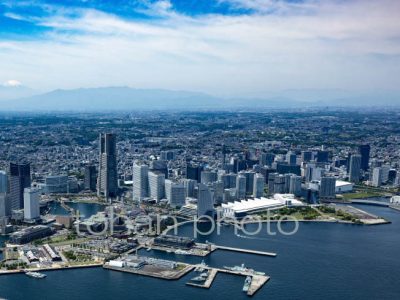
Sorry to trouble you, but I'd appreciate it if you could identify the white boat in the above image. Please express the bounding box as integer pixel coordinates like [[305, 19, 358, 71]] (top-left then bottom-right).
[[242, 276, 252, 292], [174, 249, 191, 255], [25, 271, 47, 279]]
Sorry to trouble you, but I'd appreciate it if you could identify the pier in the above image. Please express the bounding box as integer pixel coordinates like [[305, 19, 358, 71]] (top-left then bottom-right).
[[186, 264, 270, 296], [212, 245, 277, 257]]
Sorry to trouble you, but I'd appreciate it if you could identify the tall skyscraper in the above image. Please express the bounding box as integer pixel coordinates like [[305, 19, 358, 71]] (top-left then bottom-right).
[[132, 163, 149, 201], [301, 151, 313, 163], [359, 144, 371, 171], [253, 173, 265, 198], [0, 193, 10, 218], [0, 171, 7, 193], [24, 187, 40, 220], [84, 165, 97, 191], [197, 183, 214, 217], [349, 154, 362, 183], [236, 173, 246, 199], [316, 150, 329, 163], [259, 153, 275, 167], [286, 151, 297, 165], [372, 167, 382, 187], [319, 177, 336, 200], [289, 175, 302, 197], [200, 170, 218, 184], [165, 180, 185, 208], [148, 171, 165, 201], [97, 133, 118, 199], [9, 161, 31, 210], [186, 164, 203, 182]]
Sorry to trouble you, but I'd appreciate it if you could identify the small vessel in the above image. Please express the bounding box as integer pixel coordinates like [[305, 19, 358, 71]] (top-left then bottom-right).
[[190, 275, 207, 282], [146, 247, 152, 251], [242, 276, 252, 292], [166, 249, 172, 253], [174, 249, 191, 255], [223, 263, 249, 273], [195, 260, 208, 272], [25, 271, 47, 279]]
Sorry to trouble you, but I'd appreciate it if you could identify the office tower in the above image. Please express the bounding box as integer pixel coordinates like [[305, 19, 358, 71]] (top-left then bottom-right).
[[0, 171, 7, 193], [24, 188, 40, 220], [388, 169, 397, 183], [183, 179, 197, 198], [97, 133, 118, 199], [301, 151, 313, 163], [276, 162, 301, 175], [319, 177, 336, 200], [380, 165, 390, 183], [259, 153, 275, 167], [286, 151, 297, 165], [9, 161, 31, 210], [132, 163, 149, 201], [372, 167, 382, 187], [273, 174, 286, 194], [243, 171, 255, 194], [268, 173, 277, 194], [316, 150, 329, 163], [289, 175, 302, 197], [349, 154, 362, 183], [253, 173, 265, 198], [45, 175, 68, 194], [284, 173, 292, 193], [200, 170, 218, 184], [165, 180, 185, 208], [197, 183, 214, 217], [186, 164, 203, 182], [0, 193, 10, 218], [236, 174, 246, 199], [209, 181, 224, 205], [150, 160, 168, 179], [359, 144, 370, 171], [160, 150, 175, 161], [148, 171, 165, 201], [220, 173, 237, 189], [84, 165, 97, 191]]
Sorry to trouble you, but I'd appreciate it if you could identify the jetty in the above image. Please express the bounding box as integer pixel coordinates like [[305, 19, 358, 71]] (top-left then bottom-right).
[[212, 245, 277, 257]]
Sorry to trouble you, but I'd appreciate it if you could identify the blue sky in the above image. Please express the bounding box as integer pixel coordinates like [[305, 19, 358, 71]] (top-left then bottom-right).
[[0, 0, 400, 97]]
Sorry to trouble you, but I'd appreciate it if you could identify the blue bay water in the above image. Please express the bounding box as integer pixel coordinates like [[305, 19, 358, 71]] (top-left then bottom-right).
[[0, 204, 399, 299]]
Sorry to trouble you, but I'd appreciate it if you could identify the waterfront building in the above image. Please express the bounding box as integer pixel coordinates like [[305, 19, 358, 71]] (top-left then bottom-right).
[[9, 161, 31, 210], [148, 171, 165, 201], [253, 173, 265, 198], [0, 193, 10, 218], [372, 167, 382, 187], [197, 183, 214, 217], [132, 163, 149, 201], [97, 133, 118, 199], [84, 165, 97, 191], [349, 154, 362, 183], [319, 177, 336, 200], [45, 175, 68, 194], [9, 225, 53, 244], [289, 175, 302, 197], [24, 187, 40, 220], [165, 180, 185, 208]]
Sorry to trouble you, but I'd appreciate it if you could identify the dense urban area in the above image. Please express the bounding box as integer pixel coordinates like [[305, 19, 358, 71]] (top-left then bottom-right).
[[0, 108, 399, 295]]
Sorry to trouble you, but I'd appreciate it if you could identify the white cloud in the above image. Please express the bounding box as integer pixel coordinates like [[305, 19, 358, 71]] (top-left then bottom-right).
[[0, 0, 400, 97], [3, 80, 22, 87]]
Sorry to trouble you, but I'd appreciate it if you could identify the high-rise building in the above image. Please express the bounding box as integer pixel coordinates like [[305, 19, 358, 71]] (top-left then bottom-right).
[[236, 174, 246, 199], [150, 160, 168, 179], [349, 154, 362, 183], [148, 171, 165, 201], [183, 179, 197, 198], [286, 151, 297, 165], [273, 174, 286, 194], [359, 144, 370, 171], [372, 167, 382, 187], [165, 180, 185, 208], [97, 133, 118, 199], [267, 173, 277, 194], [253, 173, 265, 198], [45, 175, 68, 194], [289, 175, 302, 197], [160, 150, 175, 161], [132, 163, 149, 201], [316, 150, 329, 163], [259, 153, 275, 166], [0, 171, 7, 193], [197, 183, 214, 217], [186, 164, 203, 182], [200, 170, 218, 184], [0, 193, 10, 218], [301, 151, 313, 163], [9, 162, 31, 210], [84, 165, 97, 191], [319, 177, 336, 200], [24, 187, 40, 220]]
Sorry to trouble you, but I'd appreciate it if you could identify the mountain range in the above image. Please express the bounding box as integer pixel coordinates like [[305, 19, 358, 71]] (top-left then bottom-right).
[[0, 86, 399, 111]]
